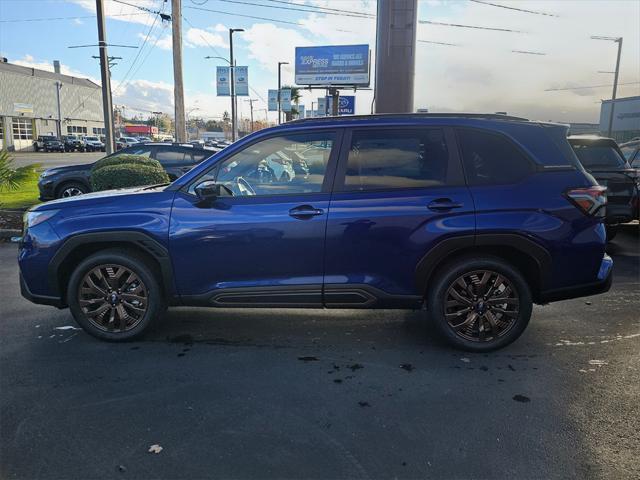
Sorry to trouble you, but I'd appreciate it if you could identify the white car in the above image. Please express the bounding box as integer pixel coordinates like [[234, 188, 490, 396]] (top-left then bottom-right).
[[82, 136, 105, 152]]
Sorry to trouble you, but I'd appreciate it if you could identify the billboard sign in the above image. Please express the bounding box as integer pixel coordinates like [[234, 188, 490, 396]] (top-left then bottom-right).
[[235, 66, 249, 96], [281, 89, 292, 112], [298, 104, 305, 119], [216, 66, 230, 96], [268, 89, 278, 111], [332, 95, 355, 115], [295, 44, 369, 86]]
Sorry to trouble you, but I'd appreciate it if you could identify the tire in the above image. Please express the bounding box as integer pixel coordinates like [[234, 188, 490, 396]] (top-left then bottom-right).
[[67, 249, 166, 341], [56, 182, 88, 198], [427, 255, 533, 352], [605, 225, 618, 242]]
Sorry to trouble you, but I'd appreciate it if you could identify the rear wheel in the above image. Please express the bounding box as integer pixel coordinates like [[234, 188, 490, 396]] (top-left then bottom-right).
[[67, 249, 166, 341], [427, 256, 533, 352]]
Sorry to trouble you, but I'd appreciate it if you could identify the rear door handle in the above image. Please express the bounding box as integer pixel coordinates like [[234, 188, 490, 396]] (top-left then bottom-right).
[[289, 205, 325, 219], [427, 198, 464, 211]]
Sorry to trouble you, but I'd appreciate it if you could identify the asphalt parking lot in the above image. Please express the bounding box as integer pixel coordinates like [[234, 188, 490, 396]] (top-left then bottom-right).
[[11, 151, 104, 169], [1, 226, 638, 479]]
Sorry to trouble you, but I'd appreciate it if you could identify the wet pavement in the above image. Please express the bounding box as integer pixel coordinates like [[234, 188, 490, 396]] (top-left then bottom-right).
[[1, 225, 638, 479]]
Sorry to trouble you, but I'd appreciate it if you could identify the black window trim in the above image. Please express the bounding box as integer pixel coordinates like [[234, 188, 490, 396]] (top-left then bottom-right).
[[181, 128, 344, 199], [333, 125, 466, 194], [452, 126, 537, 187]]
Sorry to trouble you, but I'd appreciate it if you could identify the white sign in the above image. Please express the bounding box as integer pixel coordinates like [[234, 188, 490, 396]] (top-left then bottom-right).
[[317, 97, 327, 116], [298, 104, 305, 119], [235, 66, 249, 96], [216, 66, 230, 96], [268, 89, 278, 111]]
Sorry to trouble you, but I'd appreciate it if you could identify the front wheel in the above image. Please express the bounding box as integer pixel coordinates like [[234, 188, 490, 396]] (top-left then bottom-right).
[[67, 249, 166, 341], [56, 182, 88, 198], [427, 256, 533, 352]]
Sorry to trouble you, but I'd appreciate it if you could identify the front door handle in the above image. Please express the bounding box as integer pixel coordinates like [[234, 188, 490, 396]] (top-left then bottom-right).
[[427, 198, 464, 212], [289, 205, 325, 219]]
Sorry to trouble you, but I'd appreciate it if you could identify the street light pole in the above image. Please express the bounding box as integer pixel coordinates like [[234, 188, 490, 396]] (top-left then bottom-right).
[[229, 28, 244, 142], [591, 36, 623, 138], [277, 61, 288, 125]]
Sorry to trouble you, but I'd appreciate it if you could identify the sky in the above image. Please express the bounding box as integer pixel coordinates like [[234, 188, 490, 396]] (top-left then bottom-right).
[[0, 0, 639, 124]]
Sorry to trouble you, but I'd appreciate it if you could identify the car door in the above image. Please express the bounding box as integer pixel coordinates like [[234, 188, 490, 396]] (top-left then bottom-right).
[[323, 126, 475, 307], [169, 130, 342, 306]]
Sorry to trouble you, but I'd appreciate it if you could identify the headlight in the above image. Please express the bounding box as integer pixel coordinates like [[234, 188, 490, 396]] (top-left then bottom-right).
[[23, 210, 59, 230], [40, 170, 53, 179]]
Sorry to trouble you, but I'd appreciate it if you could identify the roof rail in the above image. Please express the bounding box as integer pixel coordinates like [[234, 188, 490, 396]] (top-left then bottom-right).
[[289, 112, 529, 124]]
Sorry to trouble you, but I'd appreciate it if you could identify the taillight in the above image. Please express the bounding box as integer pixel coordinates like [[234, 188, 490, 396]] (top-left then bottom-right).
[[565, 186, 607, 217]]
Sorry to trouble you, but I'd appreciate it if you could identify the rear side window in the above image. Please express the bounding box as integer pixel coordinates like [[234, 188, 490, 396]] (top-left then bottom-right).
[[457, 129, 532, 185], [571, 144, 626, 169], [155, 149, 188, 165], [342, 128, 451, 191]]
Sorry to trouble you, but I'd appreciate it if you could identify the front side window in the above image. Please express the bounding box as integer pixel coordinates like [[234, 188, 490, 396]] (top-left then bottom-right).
[[193, 133, 335, 196], [343, 128, 451, 191], [457, 129, 532, 185]]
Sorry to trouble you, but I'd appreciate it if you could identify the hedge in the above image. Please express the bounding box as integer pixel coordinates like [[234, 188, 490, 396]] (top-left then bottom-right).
[[92, 154, 160, 172], [91, 163, 170, 191]]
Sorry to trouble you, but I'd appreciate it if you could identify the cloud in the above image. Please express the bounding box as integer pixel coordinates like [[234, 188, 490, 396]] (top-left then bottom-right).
[[11, 55, 100, 85], [69, 0, 161, 25], [138, 32, 173, 51], [242, 23, 312, 73], [184, 28, 228, 49], [113, 79, 174, 115], [73, 18, 83, 25]]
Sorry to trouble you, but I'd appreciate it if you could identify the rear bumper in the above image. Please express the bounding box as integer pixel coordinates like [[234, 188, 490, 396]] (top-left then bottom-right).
[[20, 272, 66, 308], [539, 254, 613, 303], [605, 204, 634, 225]]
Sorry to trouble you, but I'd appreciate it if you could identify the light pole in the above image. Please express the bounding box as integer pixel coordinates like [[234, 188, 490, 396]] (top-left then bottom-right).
[[229, 28, 244, 141], [277, 61, 289, 125], [311, 101, 316, 118], [592, 35, 623, 138]]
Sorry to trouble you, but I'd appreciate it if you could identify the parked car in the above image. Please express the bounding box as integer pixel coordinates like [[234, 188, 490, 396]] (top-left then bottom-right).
[[568, 135, 637, 238], [82, 136, 106, 152], [619, 139, 640, 169], [33, 135, 64, 152], [21, 114, 613, 350], [116, 137, 140, 150], [62, 135, 86, 152], [37, 143, 213, 200]]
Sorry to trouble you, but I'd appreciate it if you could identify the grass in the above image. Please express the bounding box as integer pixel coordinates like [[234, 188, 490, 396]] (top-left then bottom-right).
[[0, 171, 41, 210]]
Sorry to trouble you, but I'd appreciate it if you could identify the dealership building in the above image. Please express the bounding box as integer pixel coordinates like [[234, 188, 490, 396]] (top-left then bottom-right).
[[599, 96, 640, 143], [0, 59, 105, 151]]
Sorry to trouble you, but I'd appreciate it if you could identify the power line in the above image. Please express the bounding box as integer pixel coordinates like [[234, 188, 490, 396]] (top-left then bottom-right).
[[211, 0, 374, 19], [512, 50, 546, 55], [0, 12, 147, 23], [263, 0, 375, 18], [545, 82, 639, 92], [469, 0, 559, 17], [419, 20, 524, 33], [418, 39, 461, 47], [184, 4, 302, 25], [111, 0, 172, 21]]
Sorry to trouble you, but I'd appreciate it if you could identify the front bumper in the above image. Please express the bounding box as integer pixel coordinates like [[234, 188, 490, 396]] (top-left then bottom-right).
[[539, 254, 613, 303], [20, 272, 66, 308], [38, 179, 56, 200]]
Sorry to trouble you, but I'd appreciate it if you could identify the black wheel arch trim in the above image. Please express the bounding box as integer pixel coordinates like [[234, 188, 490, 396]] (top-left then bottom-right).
[[48, 231, 176, 301], [415, 233, 552, 298]]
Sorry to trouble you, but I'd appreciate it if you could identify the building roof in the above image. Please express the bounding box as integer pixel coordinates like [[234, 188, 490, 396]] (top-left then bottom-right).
[[0, 61, 100, 89], [601, 95, 640, 104]]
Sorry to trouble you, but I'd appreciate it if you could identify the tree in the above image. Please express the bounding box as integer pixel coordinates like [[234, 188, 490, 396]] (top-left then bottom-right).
[[0, 150, 37, 193]]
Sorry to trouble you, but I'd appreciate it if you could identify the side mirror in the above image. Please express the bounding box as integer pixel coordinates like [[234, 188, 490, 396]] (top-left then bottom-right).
[[194, 181, 232, 203]]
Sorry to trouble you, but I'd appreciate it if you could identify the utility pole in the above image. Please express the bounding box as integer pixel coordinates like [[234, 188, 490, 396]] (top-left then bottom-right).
[[328, 87, 339, 116], [277, 61, 288, 125], [96, 0, 115, 153], [172, 0, 186, 142], [229, 28, 244, 141], [245, 99, 256, 132], [55, 81, 63, 138], [591, 35, 624, 139], [375, 0, 417, 113], [609, 38, 623, 138]]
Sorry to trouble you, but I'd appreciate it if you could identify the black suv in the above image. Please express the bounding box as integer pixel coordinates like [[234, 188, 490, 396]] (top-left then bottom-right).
[[568, 135, 638, 239], [38, 143, 214, 200], [33, 135, 64, 152], [62, 135, 86, 152]]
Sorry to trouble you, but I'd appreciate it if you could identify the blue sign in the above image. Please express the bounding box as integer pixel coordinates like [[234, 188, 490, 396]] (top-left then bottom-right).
[[268, 89, 278, 111], [295, 44, 369, 86], [216, 66, 229, 96], [235, 66, 249, 96], [324, 95, 355, 115]]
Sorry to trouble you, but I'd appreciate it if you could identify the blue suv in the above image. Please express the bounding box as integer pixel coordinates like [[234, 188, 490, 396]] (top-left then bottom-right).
[[18, 114, 612, 351]]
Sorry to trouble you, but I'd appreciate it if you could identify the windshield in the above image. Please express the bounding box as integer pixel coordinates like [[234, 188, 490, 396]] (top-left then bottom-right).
[[85, 136, 99, 141], [67, 136, 78, 140], [571, 144, 626, 169], [42, 136, 56, 141]]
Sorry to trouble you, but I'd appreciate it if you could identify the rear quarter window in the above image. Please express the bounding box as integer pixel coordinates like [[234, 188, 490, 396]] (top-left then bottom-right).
[[456, 128, 533, 185]]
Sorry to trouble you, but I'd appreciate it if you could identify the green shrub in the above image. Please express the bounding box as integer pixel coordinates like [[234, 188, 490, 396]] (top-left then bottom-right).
[[91, 163, 170, 191], [92, 154, 159, 172]]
